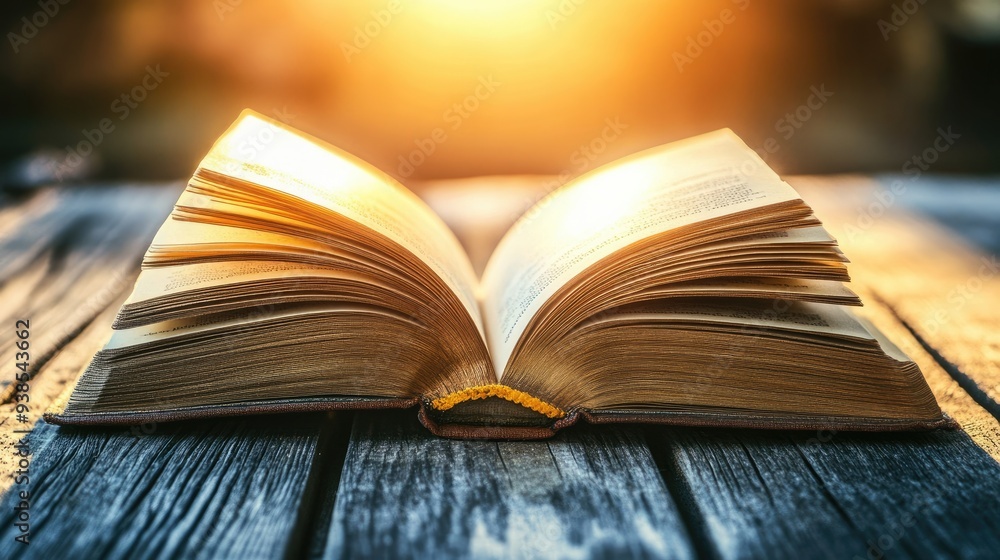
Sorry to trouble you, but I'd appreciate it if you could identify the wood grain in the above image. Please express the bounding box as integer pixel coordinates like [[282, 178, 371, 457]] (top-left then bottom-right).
[[0, 186, 180, 398], [649, 425, 1000, 560], [322, 410, 696, 559], [0, 185, 335, 559], [853, 286, 1000, 461], [0, 178, 997, 560], [0, 415, 326, 559], [0, 296, 122, 494], [0, 186, 180, 493], [427, 175, 1000, 459]]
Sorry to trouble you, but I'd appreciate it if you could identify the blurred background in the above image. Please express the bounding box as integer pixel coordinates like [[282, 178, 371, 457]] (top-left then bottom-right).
[[1, 0, 998, 188]]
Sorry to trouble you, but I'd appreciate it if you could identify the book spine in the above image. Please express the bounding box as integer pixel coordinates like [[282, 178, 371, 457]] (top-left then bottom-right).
[[430, 384, 566, 419]]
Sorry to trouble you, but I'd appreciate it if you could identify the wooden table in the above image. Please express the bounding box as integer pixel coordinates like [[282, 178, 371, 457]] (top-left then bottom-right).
[[0, 176, 998, 559]]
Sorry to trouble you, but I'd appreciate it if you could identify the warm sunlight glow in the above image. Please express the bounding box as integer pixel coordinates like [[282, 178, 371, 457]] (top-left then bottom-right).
[[205, 111, 391, 200], [23, 1, 890, 180], [408, 0, 544, 34], [312, 0, 698, 178], [552, 163, 654, 238]]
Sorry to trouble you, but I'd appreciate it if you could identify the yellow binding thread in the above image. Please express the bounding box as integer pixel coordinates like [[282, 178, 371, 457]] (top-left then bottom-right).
[[431, 384, 566, 419]]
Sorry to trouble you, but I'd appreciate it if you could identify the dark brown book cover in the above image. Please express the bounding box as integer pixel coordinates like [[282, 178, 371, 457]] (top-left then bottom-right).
[[45, 392, 956, 440]]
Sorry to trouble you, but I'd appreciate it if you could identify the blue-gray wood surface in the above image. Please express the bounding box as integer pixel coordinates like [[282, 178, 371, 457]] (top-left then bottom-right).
[[0, 178, 998, 559]]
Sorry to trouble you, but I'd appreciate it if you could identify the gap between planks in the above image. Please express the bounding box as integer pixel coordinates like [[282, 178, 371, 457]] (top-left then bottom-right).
[[3, 181, 999, 559]]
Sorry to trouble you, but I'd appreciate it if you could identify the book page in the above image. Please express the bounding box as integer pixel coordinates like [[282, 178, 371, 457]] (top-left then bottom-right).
[[481, 130, 801, 375], [637, 277, 858, 302], [106, 303, 420, 350], [581, 299, 876, 341], [198, 110, 484, 336], [123, 261, 395, 305], [149, 214, 332, 252]]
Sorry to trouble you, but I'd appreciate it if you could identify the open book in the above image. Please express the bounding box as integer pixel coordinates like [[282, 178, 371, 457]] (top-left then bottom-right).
[[45, 110, 950, 438]]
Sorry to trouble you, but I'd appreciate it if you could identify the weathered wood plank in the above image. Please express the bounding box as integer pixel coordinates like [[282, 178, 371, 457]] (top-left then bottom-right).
[[0, 185, 180, 398], [853, 286, 1000, 461], [608, 213, 1000, 559], [0, 294, 124, 494], [1, 177, 994, 560], [0, 190, 62, 272], [891, 177, 1000, 256], [0, 185, 334, 558], [0, 185, 180, 493], [634, 180, 1000, 559], [649, 426, 1000, 560], [0, 415, 327, 559], [423, 175, 1000, 560], [426, 175, 1000, 459], [322, 410, 695, 559]]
